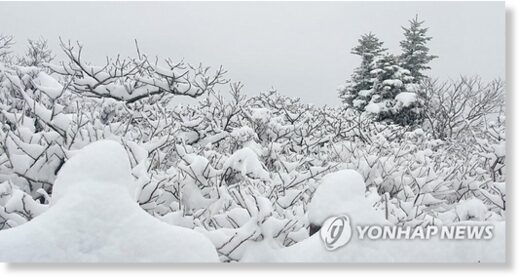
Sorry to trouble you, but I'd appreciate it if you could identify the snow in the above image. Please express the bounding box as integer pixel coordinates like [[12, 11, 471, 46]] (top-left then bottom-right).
[[4, 189, 47, 218], [492, 142, 506, 157], [456, 198, 488, 221], [405, 83, 420, 92], [230, 126, 257, 142], [395, 92, 417, 107], [154, 65, 184, 77], [242, 169, 505, 263], [0, 49, 507, 263], [358, 89, 372, 97], [32, 72, 64, 99], [370, 69, 384, 75], [223, 147, 270, 180], [224, 207, 251, 227], [419, 193, 445, 206], [250, 107, 272, 122], [51, 140, 136, 202], [352, 99, 366, 108], [19, 89, 71, 132], [0, 140, 219, 262], [276, 189, 302, 208], [307, 170, 386, 226], [494, 182, 506, 194], [365, 102, 381, 114], [382, 79, 403, 88]]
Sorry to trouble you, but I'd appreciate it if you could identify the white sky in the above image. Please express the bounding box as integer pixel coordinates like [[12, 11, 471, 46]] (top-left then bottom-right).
[[0, 1, 505, 105]]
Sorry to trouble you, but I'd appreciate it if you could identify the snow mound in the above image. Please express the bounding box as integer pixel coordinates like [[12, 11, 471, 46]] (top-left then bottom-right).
[[0, 140, 219, 262], [307, 169, 385, 226], [52, 140, 135, 202]]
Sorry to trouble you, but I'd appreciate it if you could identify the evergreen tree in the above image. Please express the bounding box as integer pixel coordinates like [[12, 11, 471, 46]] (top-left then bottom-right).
[[371, 54, 410, 101], [399, 15, 437, 82], [366, 53, 422, 125], [339, 33, 386, 109]]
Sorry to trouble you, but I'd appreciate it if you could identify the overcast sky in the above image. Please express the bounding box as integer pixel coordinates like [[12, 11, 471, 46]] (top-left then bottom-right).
[[0, 1, 505, 105]]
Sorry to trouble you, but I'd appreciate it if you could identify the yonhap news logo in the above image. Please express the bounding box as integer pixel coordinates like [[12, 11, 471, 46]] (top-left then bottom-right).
[[320, 215, 352, 251], [319, 214, 495, 251], [355, 224, 495, 240]]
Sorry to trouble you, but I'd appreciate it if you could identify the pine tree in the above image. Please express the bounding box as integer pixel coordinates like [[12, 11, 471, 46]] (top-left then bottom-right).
[[371, 54, 410, 100], [399, 15, 437, 82], [367, 54, 409, 115], [366, 53, 422, 125], [339, 33, 387, 109]]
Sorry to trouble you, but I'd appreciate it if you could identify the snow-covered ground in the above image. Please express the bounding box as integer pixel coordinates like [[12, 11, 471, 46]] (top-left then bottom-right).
[[242, 222, 505, 263]]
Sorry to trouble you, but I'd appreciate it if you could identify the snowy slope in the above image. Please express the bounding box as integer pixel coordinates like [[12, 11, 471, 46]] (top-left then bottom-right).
[[0, 140, 219, 262]]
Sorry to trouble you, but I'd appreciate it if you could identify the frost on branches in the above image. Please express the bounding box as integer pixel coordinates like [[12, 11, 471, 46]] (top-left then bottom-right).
[[0, 36, 506, 262]]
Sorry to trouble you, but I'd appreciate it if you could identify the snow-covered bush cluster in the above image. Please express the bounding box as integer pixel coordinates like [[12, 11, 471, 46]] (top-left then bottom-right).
[[0, 140, 219, 262], [0, 36, 506, 262]]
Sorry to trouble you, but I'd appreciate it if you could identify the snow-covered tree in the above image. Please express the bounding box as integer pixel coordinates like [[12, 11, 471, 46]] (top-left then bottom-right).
[[18, 38, 54, 67], [0, 34, 14, 62], [339, 33, 386, 109], [363, 53, 422, 125], [399, 15, 437, 82], [421, 77, 504, 140]]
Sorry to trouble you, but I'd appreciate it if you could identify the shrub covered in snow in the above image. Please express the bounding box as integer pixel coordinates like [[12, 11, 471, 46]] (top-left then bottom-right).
[[0, 140, 219, 262]]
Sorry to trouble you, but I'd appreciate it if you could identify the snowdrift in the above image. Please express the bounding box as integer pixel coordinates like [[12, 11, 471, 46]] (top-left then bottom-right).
[[0, 140, 219, 262]]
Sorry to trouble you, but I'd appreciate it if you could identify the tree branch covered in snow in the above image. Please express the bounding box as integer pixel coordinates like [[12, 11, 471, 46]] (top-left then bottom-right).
[[421, 77, 504, 140], [45, 39, 228, 104]]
